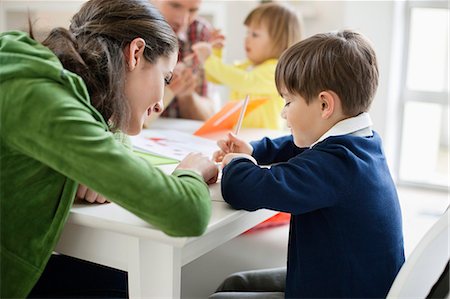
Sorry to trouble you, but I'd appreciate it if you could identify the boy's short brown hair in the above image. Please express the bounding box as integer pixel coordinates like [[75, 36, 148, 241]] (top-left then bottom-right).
[[275, 30, 379, 116], [244, 3, 302, 59]]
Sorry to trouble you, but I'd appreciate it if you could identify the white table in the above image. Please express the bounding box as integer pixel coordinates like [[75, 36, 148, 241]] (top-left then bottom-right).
[[55, 119, 286, 298], [55, 189, 276, 298]]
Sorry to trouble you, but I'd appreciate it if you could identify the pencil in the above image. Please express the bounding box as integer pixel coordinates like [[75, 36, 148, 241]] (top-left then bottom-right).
[[230, 94, 249, 152], [234, 94, 249, 135]]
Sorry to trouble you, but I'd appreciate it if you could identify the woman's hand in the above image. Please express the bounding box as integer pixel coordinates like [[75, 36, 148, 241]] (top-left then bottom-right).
[[213, 132, 253, 162], [76, 184, 109, 204], [176, 152, 219, 185]]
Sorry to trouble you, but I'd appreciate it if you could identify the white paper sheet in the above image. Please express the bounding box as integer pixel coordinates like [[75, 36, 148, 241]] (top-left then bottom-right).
[[130, 130, 218, 161]]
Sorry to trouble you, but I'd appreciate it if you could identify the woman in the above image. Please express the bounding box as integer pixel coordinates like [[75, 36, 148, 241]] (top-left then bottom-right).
[[0, 0, 218, 297]]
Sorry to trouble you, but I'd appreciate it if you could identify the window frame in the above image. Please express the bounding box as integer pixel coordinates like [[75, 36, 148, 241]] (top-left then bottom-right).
[[396, 0, 449, 190]]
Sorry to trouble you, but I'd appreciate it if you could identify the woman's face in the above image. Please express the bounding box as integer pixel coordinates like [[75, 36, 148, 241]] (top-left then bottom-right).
[[124, 51, 177, 135]]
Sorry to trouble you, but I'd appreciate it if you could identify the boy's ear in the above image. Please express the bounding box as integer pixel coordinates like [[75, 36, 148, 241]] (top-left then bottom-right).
[[124, 38, 146, 71], [318, 91, 339, 119]]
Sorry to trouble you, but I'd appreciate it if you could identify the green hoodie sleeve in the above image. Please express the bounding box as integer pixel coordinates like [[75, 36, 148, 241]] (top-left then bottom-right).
[[2, 78, 212, 236]]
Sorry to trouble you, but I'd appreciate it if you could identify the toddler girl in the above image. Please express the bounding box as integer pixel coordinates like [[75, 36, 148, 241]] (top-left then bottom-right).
[[193, 3, 302, 130]]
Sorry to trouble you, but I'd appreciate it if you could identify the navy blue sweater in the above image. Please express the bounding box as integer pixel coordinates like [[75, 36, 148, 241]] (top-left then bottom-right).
[[221, 132, 405, 298]]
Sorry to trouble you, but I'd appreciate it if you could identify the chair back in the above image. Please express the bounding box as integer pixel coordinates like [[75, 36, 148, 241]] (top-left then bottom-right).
[[387, 208, 449, 298]]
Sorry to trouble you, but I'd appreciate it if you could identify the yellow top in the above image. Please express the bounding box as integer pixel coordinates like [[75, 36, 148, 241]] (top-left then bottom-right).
[[204, 53, 284, 130]]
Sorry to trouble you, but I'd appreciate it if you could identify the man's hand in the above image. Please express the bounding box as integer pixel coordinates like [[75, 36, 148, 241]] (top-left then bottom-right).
[[168, 64, 197, 97]]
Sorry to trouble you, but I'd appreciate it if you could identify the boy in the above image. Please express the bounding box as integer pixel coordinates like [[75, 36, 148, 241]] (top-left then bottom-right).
[[211, 30, 405, 298]]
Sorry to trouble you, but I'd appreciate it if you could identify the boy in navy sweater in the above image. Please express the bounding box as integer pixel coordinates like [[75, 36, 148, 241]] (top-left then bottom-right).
[[210, 30, 405, 299]]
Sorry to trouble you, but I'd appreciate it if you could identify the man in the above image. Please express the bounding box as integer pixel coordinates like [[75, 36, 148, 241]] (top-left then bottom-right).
[[150, 0, 215, 121]]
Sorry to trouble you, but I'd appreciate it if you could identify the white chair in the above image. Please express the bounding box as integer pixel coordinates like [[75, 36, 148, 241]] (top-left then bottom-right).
[[387, 208, 449, 298]]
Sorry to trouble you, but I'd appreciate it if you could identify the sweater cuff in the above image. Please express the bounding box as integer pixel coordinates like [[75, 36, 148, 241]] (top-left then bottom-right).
[[212, 47, 222, 59], [226, 156, 255, 169], [204, 54, 220, 71], [172, 169, 208, 188], [250, 139, 265, 162]]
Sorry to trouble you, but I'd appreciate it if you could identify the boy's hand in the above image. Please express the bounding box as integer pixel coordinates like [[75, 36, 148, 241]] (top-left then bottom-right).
[[191, 42, 213, 64], [176, 152, 219, 185], [222, 153, 257, 168], [213, 132, 253, 162], [76, 184, 110, 204]]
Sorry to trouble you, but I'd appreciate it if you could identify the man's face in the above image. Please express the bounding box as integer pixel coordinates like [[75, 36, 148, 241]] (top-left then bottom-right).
[[153, 0, 201, 35]]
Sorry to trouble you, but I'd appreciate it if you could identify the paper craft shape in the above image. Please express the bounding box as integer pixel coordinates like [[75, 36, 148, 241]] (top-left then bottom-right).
[[130, 130, 218, 161], [194, 98, 267, 136]]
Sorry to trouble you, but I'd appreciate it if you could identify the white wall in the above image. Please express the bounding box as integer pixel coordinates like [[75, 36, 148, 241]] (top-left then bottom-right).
[[0, 0, 401, 170], [211, 1, 400, 170], [342, 1, 401, 172]]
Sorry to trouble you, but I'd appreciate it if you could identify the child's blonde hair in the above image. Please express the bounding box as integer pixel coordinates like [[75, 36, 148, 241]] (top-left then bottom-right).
[[244, 3, 302, 60]]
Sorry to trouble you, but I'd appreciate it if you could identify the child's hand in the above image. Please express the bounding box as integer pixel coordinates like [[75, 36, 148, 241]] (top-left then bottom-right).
[[176, 152, 219, 185], [213, 132, 253, 162], [222, 153, 257, 168], [209, 29, 225, 49], [76, 184, 110, 204], [191, 42, 213, 64]]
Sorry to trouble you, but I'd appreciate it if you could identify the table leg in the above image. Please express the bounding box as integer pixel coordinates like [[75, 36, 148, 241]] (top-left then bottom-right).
[[128, 239, 182, 299]]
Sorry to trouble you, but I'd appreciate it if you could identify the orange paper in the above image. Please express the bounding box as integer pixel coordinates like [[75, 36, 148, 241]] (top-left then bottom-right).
[[194, 98, 267, 136]]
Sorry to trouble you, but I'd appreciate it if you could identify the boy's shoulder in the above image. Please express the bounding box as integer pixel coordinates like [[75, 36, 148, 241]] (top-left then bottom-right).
[[305, 132, 383, 161], [314, 131, 380, 148], [289, 132, 391, 183]]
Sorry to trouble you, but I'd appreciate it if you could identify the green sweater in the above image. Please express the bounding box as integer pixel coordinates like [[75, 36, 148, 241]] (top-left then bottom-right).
[[0, 31, 211, 298]]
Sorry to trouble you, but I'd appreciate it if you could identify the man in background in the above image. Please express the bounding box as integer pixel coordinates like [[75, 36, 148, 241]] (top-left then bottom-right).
[[149, 0, 216, 122]]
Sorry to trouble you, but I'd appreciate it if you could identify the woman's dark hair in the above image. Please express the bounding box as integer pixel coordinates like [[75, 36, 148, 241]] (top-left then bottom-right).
[[38, 0, 178, 131]]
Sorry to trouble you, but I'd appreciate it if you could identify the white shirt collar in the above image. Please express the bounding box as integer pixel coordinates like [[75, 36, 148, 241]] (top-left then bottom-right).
[[310, 112, 373, 148]]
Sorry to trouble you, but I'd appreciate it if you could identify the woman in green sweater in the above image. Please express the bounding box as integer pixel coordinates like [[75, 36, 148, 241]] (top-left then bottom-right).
[[0, 0, 219, 297]]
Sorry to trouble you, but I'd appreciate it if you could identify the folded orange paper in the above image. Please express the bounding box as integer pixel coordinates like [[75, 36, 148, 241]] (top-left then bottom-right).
[[194, 98, 267, 136]]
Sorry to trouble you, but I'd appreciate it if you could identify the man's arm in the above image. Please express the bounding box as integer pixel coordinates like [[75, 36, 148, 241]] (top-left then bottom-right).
[[160, 63, 215, 121], [177, 92, 215, 120]]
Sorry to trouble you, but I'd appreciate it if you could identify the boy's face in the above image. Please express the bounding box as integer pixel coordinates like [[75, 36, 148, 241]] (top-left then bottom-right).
[[280, 90, 325, 148], [245, 23, 273, 65]]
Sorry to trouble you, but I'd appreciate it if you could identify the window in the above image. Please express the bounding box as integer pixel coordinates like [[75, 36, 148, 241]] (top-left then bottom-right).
[[398, 2, 449, 189]]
